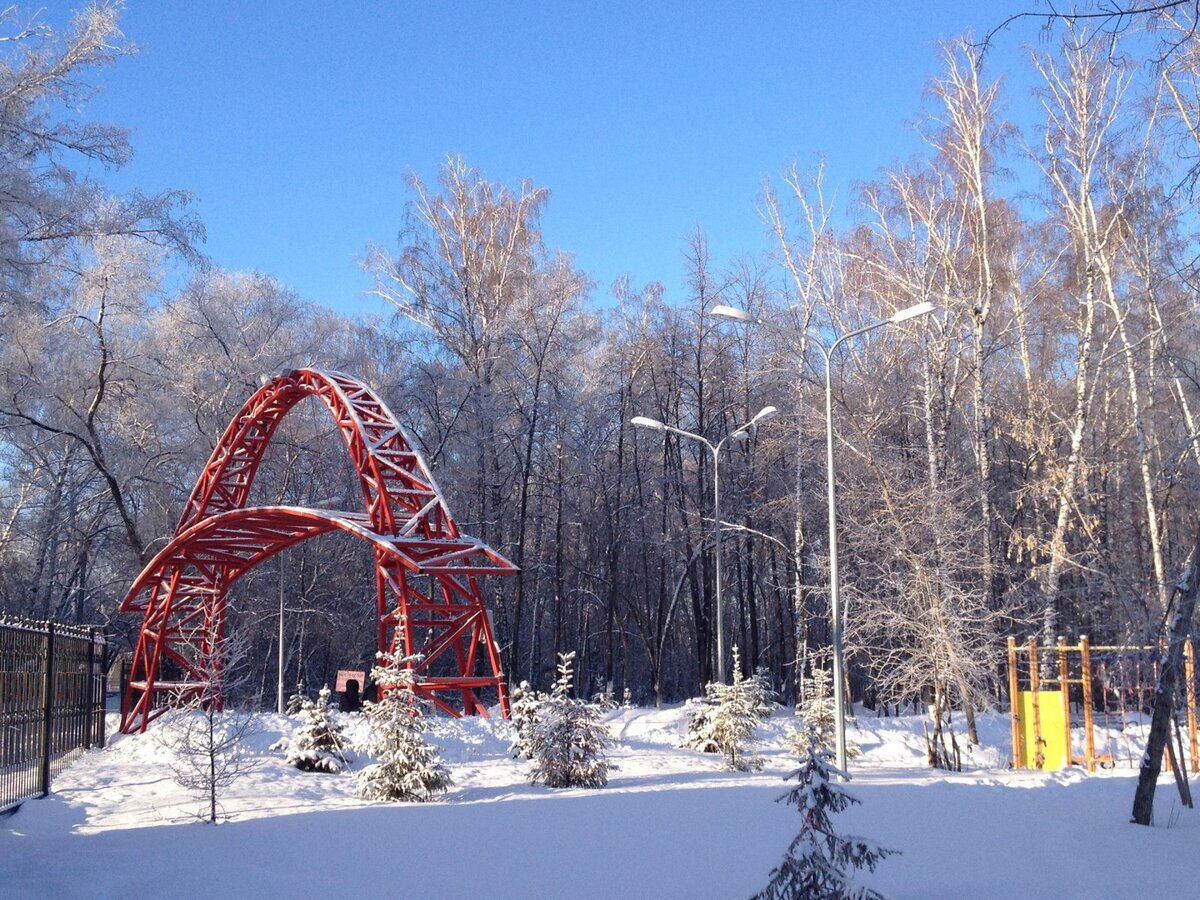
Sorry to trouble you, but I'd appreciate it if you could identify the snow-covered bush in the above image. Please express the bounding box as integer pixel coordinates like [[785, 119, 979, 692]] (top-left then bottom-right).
[[753, 726, 896, 900], [683, 646, 774, 770], [284, 685, 349, 773], [509, 680, 545, 760], [787, 666, 859, 760], [528, 652, 615, 788], [355, 654, 452, 802]]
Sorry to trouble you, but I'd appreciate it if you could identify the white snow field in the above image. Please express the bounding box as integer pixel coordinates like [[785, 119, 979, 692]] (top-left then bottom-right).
[[2, 705, 1195, 899]]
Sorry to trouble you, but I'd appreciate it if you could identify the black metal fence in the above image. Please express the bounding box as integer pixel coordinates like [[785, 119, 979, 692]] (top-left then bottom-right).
[[1, 617, 107, 814]]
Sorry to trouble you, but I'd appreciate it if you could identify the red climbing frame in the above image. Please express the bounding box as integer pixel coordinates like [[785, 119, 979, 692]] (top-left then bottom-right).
[[120, 368, 515, 732]]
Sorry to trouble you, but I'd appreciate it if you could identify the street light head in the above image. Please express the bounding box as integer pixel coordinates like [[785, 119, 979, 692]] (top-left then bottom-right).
[[890, 301, 936, 323], [751, 405, 778, 425], [630, 415, 666, 432], [731, 405, 778, 440], [711, 304, 750, 322]]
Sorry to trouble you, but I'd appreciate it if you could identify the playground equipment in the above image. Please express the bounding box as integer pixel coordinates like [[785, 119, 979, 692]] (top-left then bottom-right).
[[120, 369, 516, 732], [1007, 637, 1199, 773]]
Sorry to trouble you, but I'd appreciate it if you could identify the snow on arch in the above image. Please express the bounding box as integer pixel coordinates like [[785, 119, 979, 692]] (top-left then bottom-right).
[[119, 368, 515, 732]]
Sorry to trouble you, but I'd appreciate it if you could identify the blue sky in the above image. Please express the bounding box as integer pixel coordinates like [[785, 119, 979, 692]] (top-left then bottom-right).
[[62, 1, 1039, 316]]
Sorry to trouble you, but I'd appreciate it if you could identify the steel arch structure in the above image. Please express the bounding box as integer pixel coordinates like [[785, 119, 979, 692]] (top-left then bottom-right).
[[120, 368, 515, 733]]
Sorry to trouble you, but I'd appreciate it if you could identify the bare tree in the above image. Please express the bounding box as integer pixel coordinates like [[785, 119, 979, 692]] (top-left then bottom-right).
[[158, 630, 258, 824]]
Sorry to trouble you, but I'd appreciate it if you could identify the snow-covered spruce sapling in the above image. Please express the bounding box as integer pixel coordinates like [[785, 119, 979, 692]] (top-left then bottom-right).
[[528, 651, 616, 788], [509, 679, 545, 760], [753, 726, 896, 900], [356, 654, 451, 802], [285, 684, 306, 717], [787, 666, 859, 760], [684, 646, 774, 770], [683, 695, 718, 753], [284, 685, 349, 773]]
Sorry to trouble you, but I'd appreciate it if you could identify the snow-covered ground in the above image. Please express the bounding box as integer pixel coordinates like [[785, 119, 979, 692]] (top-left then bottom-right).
[[2, 705, 1194, 899]]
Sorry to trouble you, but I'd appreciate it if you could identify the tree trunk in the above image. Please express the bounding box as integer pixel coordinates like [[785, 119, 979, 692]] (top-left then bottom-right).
[[1132, 523, 1200, 826]]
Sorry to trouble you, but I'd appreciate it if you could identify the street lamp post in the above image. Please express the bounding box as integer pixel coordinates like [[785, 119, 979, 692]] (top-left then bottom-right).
[[277, 556, 287, 714], [713, 301, 934, 772], [631, 405, 778, 683]]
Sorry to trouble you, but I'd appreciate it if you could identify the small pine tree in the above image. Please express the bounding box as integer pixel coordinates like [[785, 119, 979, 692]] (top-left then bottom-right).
[[509, 680, 545, 760], [752, 665, 780, 719], [356, 654, 452, 802], [684, 646, 774, 770], [528, 652, 616, 788], [683, 698, 720, 753], [285, 685, 349, 773], [753, 726, 896, 900], [285, 684, 306, 717], [787, 667, 859, 760]]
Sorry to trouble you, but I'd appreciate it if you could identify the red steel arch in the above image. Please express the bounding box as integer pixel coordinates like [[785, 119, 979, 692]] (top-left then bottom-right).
[[120, 368, 515, 732]]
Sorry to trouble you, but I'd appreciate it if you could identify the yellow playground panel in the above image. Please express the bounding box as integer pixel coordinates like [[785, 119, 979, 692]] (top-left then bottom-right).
[[1016, 691, 1068, 769], [1007, 637, 1199, 773]]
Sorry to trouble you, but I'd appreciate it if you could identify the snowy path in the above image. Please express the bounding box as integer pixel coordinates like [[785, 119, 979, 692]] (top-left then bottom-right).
[[2, 707, 1195, 898]]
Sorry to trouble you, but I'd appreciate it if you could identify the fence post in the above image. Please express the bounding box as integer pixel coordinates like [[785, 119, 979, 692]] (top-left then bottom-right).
[[84, 630, 95, 749], [1057, 638, 1071, 767], [98, 635, 108, 749], [1080, 635, 1095, 773], [40, 621, 56, 797], [1028, 637, 1044, 768], [1007, 637, 1020, 768]]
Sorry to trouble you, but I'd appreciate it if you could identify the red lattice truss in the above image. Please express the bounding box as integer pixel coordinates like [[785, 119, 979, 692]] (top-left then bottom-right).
[[120, 368, 514, 732]]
